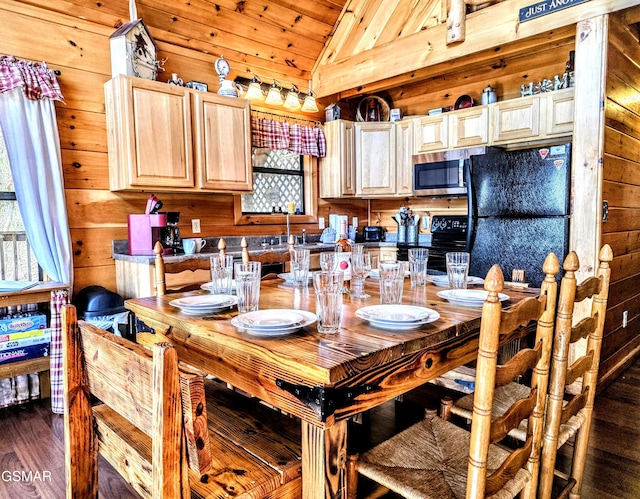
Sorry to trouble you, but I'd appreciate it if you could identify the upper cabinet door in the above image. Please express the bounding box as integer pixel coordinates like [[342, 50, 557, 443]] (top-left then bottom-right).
[[492, 95, 541, 143], [193, 93, 252, 192], [545, 88, 575, 137], [320, 120, 356, 198], [106, 75, 194, 190], [355, 122, 396, 197], [449, 106, 489, 148], [414, 115, 448, 153], [395, 119, 414, 196]]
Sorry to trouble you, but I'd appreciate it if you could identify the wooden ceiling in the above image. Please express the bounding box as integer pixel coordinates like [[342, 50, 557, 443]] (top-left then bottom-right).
[[63, 0, 349, 94]]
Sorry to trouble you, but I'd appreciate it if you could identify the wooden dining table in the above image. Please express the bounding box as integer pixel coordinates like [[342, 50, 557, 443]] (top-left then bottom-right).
[[125, 276, 538, 499]]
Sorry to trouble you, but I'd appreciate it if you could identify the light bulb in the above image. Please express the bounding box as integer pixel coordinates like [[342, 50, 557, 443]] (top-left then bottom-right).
[[283, 86, 301, 110], [245, 81, 264, 101], [265, 81, 283, 105], [301, 93, 319, 113]]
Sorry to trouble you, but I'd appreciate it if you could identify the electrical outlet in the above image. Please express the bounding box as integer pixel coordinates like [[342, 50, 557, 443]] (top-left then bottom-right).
[[622, 310, 628, 328], [319, 217, 325, 229], [191, 219, 201, 233]]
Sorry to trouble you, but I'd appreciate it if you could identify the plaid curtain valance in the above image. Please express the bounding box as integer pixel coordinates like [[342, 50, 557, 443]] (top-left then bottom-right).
[[251, 114, 326, 157], [0, 56, 64, 103]]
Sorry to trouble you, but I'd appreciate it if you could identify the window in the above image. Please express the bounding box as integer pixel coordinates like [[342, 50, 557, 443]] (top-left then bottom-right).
[[0, 130, 40, 281], [241, 148, 305, 214]]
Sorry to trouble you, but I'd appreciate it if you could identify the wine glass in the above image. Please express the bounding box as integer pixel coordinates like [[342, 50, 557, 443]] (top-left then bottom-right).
[[351, 252, 372, 299], [320, 252, 337, 271]]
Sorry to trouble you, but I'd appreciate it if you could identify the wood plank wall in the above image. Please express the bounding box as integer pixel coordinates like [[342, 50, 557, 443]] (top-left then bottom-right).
[[600, 14, 640, 382], [0, 0, 364, 296]]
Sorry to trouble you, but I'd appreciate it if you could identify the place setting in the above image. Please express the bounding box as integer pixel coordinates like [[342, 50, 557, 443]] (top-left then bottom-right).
[[436, 289, 510, 307], [168, 294, 238, 315], [356, 304, 440, 331], [231, 309, 316, 336], [427, 275, 484, 287]]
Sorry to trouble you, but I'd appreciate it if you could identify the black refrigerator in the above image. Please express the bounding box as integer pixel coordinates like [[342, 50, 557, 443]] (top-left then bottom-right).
[[467, 143, 571, 287]]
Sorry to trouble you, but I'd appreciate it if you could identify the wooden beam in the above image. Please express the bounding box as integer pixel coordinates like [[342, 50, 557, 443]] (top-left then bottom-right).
[[313, 0, 639, 97]]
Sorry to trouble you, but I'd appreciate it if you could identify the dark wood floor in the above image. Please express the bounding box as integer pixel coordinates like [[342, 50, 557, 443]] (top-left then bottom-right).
[[1, 357, 638, 498]]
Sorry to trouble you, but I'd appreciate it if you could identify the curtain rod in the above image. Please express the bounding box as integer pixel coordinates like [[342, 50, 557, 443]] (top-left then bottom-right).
[[250, 109, 322, 127]]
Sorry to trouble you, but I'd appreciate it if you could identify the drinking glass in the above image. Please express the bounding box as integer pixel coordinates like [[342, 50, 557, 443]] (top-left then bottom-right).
[[408, 248, 429, 287], [379, 260, 404, 304], [351, 252, 372, 299], [234, 261, 261, 312], [312, 271, 344, 334], [320, 252, 337, 271], [446, 252, 470, 289], [210, 255, 234, 294], [351, 243, 366, 256], [290, 248, 310, 287]]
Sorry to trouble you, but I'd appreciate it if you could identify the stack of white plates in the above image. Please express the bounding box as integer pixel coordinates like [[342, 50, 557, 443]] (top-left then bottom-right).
[[356, 304, 440, 330], [368, 269, 410, 280], [169, 294, 237, 315], [201, 280, 236, 293], [437, 289, 509, 307], [427, 275, 484, 288], [231, 309, 316, 336], [277, 273, 313, 286]]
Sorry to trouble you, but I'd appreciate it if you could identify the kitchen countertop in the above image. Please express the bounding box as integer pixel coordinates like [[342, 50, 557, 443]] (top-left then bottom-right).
[[112, 236, 399, 264]]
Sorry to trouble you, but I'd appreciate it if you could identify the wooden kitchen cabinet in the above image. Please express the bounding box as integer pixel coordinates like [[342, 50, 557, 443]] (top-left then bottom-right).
[[395, 119, 414, 196], [319, 120, 356, 198], [355, 121, 397, 197], [193, 92, 252, 192], [449, 106, 490, 148], [414, 106, 489, 153], [105, 75, 194, 190], [492, 88, 574, 145], [414, 114, 448, 153], [106, 75, 252, 193]]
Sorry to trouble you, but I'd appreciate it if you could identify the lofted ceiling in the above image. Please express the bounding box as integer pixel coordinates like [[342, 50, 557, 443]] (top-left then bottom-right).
[[94, 0, 347, 94]]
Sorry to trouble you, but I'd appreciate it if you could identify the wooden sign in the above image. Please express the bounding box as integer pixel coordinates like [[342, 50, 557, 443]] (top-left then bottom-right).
[[519, 0, 589, 22]]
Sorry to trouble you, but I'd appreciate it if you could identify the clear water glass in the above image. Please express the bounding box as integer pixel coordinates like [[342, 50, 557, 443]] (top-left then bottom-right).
[[446, 252, 470, 289], [290, 248, 310, 287], [210, 255, 234, 294], [313, 271, 344, 333], [408, 248, 429, 287], [234, 261, 261, 312], [320, 252, 337, 271], [351, 252, 372, 299], [379, 260, 404, 304]]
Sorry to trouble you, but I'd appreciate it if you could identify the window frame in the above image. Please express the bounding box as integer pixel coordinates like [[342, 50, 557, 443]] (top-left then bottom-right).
[[234, 155, 318, 226]]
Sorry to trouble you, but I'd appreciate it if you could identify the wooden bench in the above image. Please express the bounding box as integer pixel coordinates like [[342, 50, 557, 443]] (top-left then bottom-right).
[[63, 304, 301, 498]]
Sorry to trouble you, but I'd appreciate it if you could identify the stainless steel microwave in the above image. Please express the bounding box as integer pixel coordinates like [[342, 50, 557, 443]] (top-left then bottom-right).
[[412, 147, 489, 197]]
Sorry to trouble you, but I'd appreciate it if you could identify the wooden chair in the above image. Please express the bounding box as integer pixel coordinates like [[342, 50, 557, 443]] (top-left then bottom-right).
[[154, 241, 211, 295], [441, 253, 561, 445], [538, 245, 612, 499], [63, 304, 302, 498], [346, 260, 558, 499]]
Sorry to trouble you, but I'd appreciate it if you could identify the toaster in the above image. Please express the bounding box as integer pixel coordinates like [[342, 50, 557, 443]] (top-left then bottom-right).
[[362, 226, 386, 242]]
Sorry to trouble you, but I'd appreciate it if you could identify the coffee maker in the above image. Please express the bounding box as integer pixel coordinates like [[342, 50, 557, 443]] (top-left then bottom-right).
[[127, 213, 167, 255], [161, 211, 182, 254]]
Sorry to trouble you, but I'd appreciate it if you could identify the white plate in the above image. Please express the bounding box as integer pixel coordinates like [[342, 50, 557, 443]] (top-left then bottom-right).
[[277, 272, 313, 283], [231, 310, 316, 336], [201, 280, 236, 293], [169, 295, 237, 314], [368, 312, 440, 331], [356, 305, 433, 324], [368, 269, 410, 280], [427, 275, 484, 288], [437, 289, 509, 307], [236, 310, 304, 330]]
